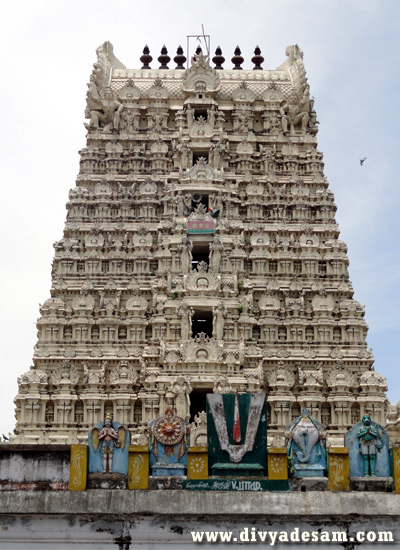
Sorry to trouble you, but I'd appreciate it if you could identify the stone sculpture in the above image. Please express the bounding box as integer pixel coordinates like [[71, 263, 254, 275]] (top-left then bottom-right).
[[212, 301, 227, 340], [148, 408, 190, 476], [86, 86, 123, 132], [88, 414, 131, 474], [178, 303, 194, 340], [345, 415, 390, 478], [357, 415, 384, 476], [190, 410, 208, 446], [170, 376, 192, 420], [285, 409, 326, 477]]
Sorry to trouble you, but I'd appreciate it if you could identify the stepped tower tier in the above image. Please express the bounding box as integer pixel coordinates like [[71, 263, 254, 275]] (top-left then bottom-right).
[[13, 41, 393, 445]]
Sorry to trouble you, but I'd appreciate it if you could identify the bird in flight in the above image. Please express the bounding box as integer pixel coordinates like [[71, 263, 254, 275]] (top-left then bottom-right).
[[360, 157, 367, 166]]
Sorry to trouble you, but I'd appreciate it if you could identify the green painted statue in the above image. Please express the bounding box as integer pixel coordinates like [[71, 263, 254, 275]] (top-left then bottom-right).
[[357, 414, 384, 477]]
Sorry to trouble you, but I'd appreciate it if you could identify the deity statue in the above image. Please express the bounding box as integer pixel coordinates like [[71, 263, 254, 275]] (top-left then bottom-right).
[[207, 105, 216, 128], [279, 106, 289, 134], [89, 414, 129, 474], [170, 376, 192, 420], [178, 303, 194, 340], [281, 86, 313, 135], [244, 286, 253, 314], [357, 414, 384, 477], [180, 143, 192, 169], [98, 415, 119, 472], [209, 237, 223, 272], [85, 74, 102, 117], [238, 111, 250, 134], [213, 374, 233, 394], [186, 104, 194, 128], [86, 86, 123, 132], [285, 409, 327, 477], [151, 112, 163, 133], [178, 238, 193, 272], [212, 301, 227, 341], [115, 290, 121, 309], [209, 139, 226, 169]]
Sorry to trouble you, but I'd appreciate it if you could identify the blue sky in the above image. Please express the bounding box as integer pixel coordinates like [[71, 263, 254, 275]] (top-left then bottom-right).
[[0, 0, 399, 436]]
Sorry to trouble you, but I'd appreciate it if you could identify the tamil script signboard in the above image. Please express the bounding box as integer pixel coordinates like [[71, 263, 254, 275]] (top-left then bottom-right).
[[182, 479, 289, 491]]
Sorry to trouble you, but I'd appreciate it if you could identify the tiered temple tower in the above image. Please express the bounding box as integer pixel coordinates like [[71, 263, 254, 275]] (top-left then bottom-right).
[[13, 41, 398, 445]]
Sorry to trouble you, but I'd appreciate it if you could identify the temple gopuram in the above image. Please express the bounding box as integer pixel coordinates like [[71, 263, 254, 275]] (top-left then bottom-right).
[[12, 41, 400, 447]]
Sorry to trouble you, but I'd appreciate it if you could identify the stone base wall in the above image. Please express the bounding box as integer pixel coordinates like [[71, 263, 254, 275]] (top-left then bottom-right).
[[0, 491, 399, 548], [0, 444, 69, 491]]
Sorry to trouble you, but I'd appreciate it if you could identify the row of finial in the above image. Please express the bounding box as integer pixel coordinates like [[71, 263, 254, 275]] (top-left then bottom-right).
[[140, 45, 265, 70]]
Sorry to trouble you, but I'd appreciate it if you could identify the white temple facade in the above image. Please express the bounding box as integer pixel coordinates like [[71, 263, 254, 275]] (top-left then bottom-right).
[[13, 41, 400, 445]]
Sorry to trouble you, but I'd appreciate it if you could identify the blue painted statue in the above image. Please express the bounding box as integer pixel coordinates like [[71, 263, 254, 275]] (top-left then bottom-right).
[[346, 414, 389, 477], [285, 409, 327, 477], [88, 414, 131, 474], [149, 408, 190, 476]]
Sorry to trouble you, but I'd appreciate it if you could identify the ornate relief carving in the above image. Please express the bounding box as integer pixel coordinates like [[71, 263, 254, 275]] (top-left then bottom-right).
[[109, 361, 137, 385], [182, 51, 220, 94], [268, 364, 295, 388], [180, 335, 224, 363], [185, 265, 220, 292], [326, 362, 356, 388]]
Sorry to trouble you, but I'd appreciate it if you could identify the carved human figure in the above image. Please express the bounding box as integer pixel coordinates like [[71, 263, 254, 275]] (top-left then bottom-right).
[[179, 238, 193, 272], [262, 147, 276, 174], [279, 106, 289, 134], [207, 105, 216, 128], [357, 414, 384, 477], [209, 140, 226, 169], [213, 301, 227, 341], [175, 189, 184, 216], [181, 143, 192, 169], [83, 361, 89, 384], [186, 104, 194, 128], [171, 376, 192, 420], [238, 111, 250, 133], [139, 356, 147, 384], [178, 303, 194, 340], [121, 109, 137, 133], [100, 360, 107, 383], [213, 374, 232, 394], [85, 74, 102, 117], [87, 87, 123, 132], [115, 290, 121, 309], [209, 237, 223, 272], [151, 112, 163, 133], [245, 286, 254, 314], [296, 86, 312, 131], [98, 415, 119, 473], [282, 89, 311, 134], [214, 191, 223, 216]]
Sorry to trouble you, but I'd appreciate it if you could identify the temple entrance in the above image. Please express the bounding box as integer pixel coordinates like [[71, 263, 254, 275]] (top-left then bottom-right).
[[190, 387, 211, 422], [191, 242, 210, 269], [192, 309, 213, 338]]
